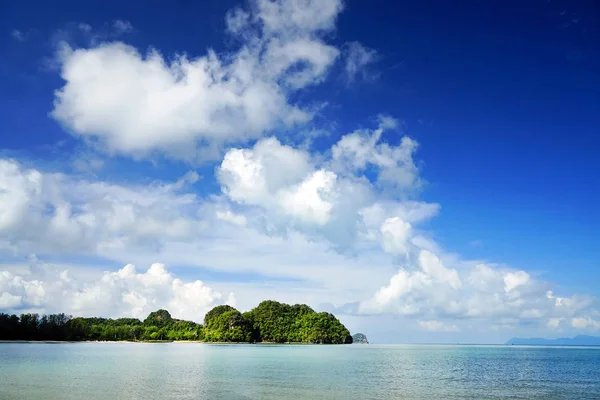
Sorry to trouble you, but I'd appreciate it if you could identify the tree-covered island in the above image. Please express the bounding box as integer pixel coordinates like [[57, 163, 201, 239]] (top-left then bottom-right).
[[352, 333, 369, 344], [0, 300, 353, 344]]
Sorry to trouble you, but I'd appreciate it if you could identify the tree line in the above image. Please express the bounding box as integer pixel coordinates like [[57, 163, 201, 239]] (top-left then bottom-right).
[[0, 300, 353, 344], [0, 309, 202, 341]]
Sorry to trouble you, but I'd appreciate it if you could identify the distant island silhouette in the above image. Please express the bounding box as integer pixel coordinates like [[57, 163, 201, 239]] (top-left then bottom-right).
[[505, 335, 600, 346], [352, 333, 368, 344]]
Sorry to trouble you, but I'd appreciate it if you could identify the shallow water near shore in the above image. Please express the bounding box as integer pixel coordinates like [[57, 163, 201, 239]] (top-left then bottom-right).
[[1, 342, 599, 399]]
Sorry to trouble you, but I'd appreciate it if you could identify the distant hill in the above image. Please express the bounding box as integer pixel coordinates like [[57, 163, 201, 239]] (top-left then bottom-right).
[[505, 335, 600, 346], [352, 333, 368, 344]]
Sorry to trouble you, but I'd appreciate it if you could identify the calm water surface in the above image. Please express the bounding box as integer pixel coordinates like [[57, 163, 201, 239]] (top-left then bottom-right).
[[1, 343, 599, 399]]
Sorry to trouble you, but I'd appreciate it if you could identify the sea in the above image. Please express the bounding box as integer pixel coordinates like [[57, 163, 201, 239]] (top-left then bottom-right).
[[1, 342, 599, 399]]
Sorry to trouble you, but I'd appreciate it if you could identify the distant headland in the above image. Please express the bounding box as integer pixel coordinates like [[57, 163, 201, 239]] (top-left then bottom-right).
[[505, 335, 600, 346], [0, 300, 353, 344]]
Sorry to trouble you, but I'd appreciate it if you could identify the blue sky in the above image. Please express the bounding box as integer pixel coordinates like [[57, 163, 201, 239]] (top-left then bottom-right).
[[0, 0, 599, 343]]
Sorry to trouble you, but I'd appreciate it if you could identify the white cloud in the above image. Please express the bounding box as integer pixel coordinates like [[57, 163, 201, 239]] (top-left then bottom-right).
[[571, 317, 600, 330], [380, 217, 412, 256], [0, 158, 202, 255], [216, 121, 435, 254], [419, 250, 462, 289], [1, 130, 597, 337], [419, 320, 460, 332], [218, 137, 313, 208], [0, 155, 391, 306], [365, 269, 430, 315], [0, 292, 22, 308], [331, 116, 421, 192], [51, 0, 344, 162], [547, 317, 563, 329], [0, 270, 46, 308], [113, 20, 133, 35], [359, 249, 464, 316], [216, 210, 248, 226], [343, 41, 378, 82], [278, 169, 337, 225], [359, 201, 440, 230], [504, 270, 530, 292], [218, 137, 351, 235], [253, 0, 344, 34], [359, 248, 592, 327], [225, 8, 250, 35], [0, 262, 232, 322]]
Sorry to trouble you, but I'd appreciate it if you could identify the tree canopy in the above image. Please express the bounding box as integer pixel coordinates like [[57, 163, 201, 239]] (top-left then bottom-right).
[[0, 300, 352, 344], [204, 300, 352, 344], [144, 309, 172, 327], [0, 311, 202, 342], [203, 308, 253, 342]]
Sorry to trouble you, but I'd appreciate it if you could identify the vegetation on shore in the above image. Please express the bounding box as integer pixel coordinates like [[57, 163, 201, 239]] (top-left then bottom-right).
[[0, 300, 353, 344], [0, 309, 202, 341]]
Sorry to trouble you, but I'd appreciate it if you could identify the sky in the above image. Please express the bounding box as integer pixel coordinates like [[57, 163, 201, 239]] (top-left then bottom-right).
[[0, 0, 599, 344]]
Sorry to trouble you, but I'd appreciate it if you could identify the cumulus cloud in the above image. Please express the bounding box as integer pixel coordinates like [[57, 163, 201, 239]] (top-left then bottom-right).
[[2, 121, 597, 336], [380, 217, 412, 256], [0, 262, 232, 322], [1, 140, 598, 335], [571, 317, 600, 330], [51, 0, 345, 162], [0, 158, 202, 255], [504, 270, 530, 292], [331, 116, 421, 192], [360, 254, 591, 328], [0, 154, 390, 307], [219, 137, 350, 240], [217, 117, 431, 251]]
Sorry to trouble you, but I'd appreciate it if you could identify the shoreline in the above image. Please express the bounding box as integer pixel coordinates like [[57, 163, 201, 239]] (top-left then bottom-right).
[[0, 340, 348, 345]]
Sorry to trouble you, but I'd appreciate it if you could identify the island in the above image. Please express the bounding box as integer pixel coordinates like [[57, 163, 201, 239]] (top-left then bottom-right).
[[352, 333, 369, 344], [505, 335, 600, 346], [0, 300, 353, 344]]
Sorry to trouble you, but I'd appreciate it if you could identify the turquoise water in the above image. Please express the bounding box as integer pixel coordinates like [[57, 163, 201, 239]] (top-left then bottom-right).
[[1, 343, 599, 399]]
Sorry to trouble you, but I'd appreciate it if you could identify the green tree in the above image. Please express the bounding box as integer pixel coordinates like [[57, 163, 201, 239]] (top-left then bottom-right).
[[203, 307, 253, 342], [144, 309, 172, 327]]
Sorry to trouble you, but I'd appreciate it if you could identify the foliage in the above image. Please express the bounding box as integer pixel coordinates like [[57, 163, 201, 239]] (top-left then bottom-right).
[[0, 300, 352, 344], [203, 309, 253, 342], [204, 300, 352, 344], [0, 311, 202, 342], [144, 309, 172, 327], [0, 313, 71, 341], [203, 305, 236, 326]]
